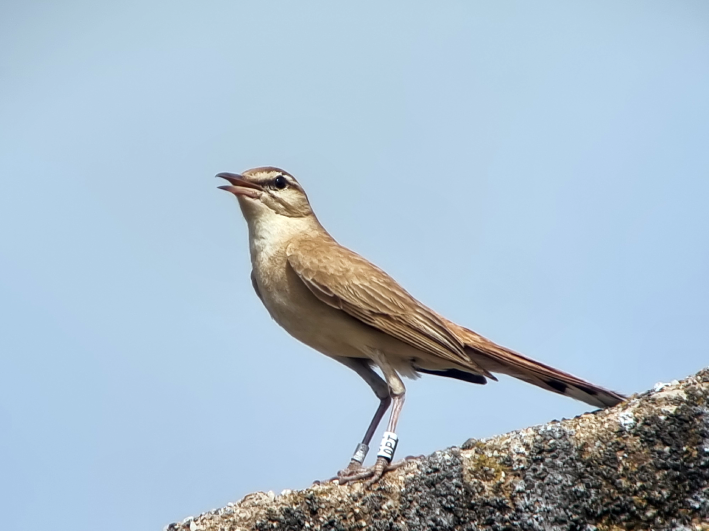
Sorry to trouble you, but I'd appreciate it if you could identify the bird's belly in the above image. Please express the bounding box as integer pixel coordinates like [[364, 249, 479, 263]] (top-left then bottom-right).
[[256, 266, 370, 359]]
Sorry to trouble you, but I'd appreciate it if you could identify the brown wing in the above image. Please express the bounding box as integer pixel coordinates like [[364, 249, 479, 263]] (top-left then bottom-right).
[[286, 238, 492, 378]]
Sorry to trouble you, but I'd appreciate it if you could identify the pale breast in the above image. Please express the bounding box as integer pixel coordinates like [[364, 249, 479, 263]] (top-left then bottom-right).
[[247, 226, 430, 375], [251, 244, 363, 357]]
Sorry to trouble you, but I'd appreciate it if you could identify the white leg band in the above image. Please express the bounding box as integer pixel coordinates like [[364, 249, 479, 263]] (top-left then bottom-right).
[[351, 443, 369, 464], [376, 431, 398, 462]]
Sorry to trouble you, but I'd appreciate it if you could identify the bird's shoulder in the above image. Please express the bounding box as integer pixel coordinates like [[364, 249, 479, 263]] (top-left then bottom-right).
[[285, 236, 415, 313]]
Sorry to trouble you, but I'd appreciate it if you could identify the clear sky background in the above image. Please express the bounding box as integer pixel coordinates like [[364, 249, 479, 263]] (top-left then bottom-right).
[[1, 2, 708, 530]]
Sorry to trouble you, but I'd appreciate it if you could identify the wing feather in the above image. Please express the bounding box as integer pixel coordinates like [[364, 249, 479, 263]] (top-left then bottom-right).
[[286, 238, 491, 377]]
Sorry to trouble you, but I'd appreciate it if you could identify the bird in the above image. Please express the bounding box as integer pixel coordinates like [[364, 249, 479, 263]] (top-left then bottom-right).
[[217, 166, 625, 486]]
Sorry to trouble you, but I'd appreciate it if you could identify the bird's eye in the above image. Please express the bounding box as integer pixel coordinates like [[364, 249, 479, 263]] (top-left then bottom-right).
[[274, 175, 287, 189]]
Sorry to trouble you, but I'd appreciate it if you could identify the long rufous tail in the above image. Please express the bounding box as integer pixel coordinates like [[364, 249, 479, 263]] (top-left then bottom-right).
[[442, 318, 625, 409]]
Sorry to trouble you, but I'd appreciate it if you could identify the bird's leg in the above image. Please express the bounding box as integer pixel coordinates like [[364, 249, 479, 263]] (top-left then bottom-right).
[[331, 357, 391, 478], [364, 390, 405, 486], [335, 390, 406, 485], [339, 394, 391, 476], [337, 351, 408, 486]]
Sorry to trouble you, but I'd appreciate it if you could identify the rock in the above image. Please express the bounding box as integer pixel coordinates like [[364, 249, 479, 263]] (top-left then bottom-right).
[[166, 368, 709, 530]]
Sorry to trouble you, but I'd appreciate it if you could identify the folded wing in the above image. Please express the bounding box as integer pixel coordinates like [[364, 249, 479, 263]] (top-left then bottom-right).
[[286, 238, 493, 379]]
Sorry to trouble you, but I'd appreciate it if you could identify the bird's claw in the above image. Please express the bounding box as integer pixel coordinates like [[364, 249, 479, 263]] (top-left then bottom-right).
[[331, 455, 421, 486], [336, 459, 364, 479], [333, 456, 389, 486]]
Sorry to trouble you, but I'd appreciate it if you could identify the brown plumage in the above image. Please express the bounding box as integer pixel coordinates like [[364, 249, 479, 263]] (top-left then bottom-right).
[[218, 166, 625, 486]]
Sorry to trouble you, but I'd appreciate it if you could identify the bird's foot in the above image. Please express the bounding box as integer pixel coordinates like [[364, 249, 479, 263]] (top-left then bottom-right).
[[336, 459, 365, 479], [333, 455, 420, 487], [311, 461, 361, 486], [333, 456, 390, 486]]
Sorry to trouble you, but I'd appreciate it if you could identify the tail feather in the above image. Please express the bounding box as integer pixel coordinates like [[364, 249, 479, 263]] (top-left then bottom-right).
[[441, 318, 625, 409]]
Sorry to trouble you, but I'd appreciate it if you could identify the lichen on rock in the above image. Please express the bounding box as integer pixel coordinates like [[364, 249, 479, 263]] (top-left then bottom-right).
[[166, 368, 709, 531]]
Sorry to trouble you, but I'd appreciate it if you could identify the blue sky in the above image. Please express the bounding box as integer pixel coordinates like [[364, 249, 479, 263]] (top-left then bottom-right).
[[1, 2, 708, 530]]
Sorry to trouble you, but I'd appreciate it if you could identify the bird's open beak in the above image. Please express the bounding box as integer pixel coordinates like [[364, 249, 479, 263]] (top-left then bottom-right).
[[216, 172, 264, 199]]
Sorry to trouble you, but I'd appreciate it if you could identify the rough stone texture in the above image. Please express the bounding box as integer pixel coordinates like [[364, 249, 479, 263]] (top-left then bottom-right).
[[167, 368, 709, 531]]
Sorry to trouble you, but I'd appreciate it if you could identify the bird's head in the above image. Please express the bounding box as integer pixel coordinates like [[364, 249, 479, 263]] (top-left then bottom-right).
[[217, 167, 314, 221]]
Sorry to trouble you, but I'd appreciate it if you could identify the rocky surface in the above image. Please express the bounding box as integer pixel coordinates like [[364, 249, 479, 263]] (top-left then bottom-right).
[[166, 368, 709, 531]]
